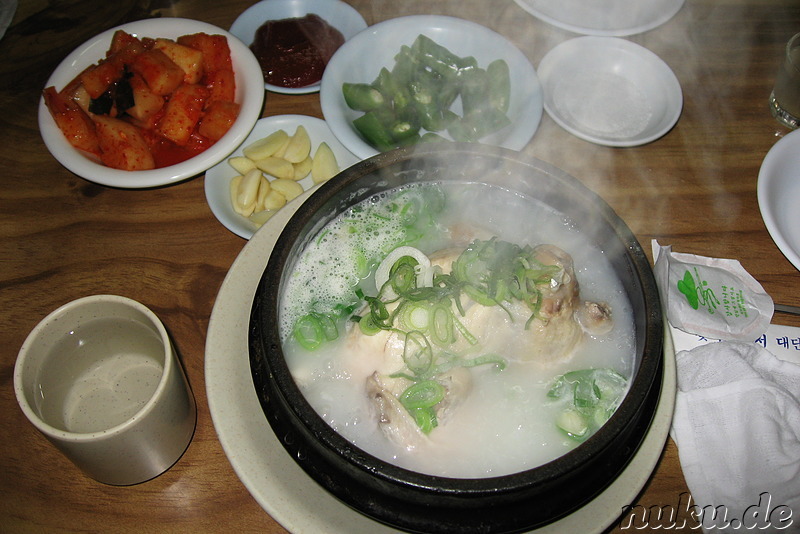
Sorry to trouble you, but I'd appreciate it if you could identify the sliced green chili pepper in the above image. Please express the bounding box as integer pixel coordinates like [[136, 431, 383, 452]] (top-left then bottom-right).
[[392, 45, 421, 85], [353, 111, 396, 152], [343, 82, 386, 111], [419, 132, 449, 144], [459, 67, 491, 116], [411, 34, 477, 79], [487, 59, 511, 114], [447, 107, 511, 142], [388, 118, 421, 142]]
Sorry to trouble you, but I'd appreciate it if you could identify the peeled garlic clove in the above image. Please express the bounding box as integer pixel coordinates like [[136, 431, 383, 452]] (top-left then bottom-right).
[[227, 156, 257, 175], [255, 156, 295, 180], [249, 209, 276, 227], [282, 125, 312, 164], [273, 134, 291, 158], [292, 155, 313, 181], [261, 189, 287, 211], [270, 178, 304, 201], [255, 176, 271, 212], [243, 130, 289, 160], [237, 168, 262, 210], [311, 142, 339, 184], [231, 175, 256, 217], [230, 174, 243, 208]]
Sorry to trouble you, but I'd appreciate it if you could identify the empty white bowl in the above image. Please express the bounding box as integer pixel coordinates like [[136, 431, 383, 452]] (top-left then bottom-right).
[[537, 36, 682, 147], [758, 128, 800, 271], [38, 18, 265, 189], [320, 15, 543, 160], [230, 0, 368, 95]]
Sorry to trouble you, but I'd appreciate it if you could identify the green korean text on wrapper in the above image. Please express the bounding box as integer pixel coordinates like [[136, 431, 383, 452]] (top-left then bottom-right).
[[652, 240, 774, 342]]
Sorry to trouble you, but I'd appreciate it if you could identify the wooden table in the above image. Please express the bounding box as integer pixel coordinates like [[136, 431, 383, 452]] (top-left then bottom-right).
[[2, 0, 799, 532]]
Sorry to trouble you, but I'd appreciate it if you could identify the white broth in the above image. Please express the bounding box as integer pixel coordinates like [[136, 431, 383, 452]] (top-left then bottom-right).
[[279, 182, 635, 478]]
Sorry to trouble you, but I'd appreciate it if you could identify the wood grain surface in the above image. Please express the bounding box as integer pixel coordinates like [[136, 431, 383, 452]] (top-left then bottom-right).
[[2, 1, 799, 532]]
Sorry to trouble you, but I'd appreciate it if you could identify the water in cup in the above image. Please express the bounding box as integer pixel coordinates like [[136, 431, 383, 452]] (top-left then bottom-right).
[[34, 317, 165, 433]]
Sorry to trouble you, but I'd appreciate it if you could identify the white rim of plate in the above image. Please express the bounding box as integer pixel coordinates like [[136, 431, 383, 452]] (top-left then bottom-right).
[[512, 0, 685, 37], [757, 129, 800, 271]]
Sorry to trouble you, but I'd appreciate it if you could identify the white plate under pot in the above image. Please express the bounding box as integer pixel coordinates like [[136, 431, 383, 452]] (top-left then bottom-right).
[[205, 198, 678, 533]]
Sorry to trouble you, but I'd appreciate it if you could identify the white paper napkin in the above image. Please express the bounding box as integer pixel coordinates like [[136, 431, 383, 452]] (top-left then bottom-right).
[[670, 340, 800, 532]]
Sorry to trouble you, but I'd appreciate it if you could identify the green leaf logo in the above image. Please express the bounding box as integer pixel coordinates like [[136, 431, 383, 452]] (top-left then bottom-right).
[[677, 270, 699, 309]]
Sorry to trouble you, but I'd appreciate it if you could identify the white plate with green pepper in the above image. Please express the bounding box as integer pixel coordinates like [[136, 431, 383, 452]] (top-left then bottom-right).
[[320, 15, 543, 160]]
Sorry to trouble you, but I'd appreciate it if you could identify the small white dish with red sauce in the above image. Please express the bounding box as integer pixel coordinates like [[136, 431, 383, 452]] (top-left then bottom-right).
[[38, 17, 265, 189], [230, 0, 368, 95]]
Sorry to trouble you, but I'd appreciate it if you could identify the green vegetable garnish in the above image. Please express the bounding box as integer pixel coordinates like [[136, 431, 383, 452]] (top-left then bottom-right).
[[398, 380, 446, 435], [548, 368, 628, 441], [291, 231, 581, 435], [293, 312, 339, 351], [400, 380, 446, 410]]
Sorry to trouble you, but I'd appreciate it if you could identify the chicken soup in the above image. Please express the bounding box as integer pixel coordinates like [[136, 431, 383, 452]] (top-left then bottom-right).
[[278, 181, 634, 478]]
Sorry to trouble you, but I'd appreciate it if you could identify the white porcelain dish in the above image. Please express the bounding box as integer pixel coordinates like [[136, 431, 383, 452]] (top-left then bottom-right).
[[38, 18, 265, 189], [0, 0, 16, 41], [537, 36, 682, 147], [229, 0, 368, 95], [513, 0, 685, 36], [758, 129, 800, 271], [204, 115, 360, 239], [320, 15, 543, 160], [205, 198, 677, 533]]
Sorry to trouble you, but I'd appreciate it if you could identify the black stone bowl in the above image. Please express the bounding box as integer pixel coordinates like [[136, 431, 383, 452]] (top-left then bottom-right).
[[249, 143, 663, 533]]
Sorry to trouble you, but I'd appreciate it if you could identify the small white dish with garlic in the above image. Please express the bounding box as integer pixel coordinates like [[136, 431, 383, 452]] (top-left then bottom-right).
[[205, 115, 360, 239]]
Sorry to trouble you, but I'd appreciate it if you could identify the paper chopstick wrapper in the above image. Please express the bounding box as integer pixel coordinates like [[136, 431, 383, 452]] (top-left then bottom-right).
[[652, 240, 774, 341]]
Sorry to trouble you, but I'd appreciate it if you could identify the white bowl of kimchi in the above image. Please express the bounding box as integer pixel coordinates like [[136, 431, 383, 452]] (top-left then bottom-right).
[[38, 17, 264, 189]]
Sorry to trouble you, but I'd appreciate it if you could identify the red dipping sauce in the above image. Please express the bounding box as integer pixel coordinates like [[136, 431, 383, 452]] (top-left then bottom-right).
[[250, 14, 345, 89]]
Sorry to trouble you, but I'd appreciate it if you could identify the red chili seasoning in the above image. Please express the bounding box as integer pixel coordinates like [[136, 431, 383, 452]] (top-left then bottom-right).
[[250, 14, 345, 89]]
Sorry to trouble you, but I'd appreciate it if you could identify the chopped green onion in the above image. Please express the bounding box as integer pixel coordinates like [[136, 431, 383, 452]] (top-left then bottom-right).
[[431, 352, 507, 375], [462, 283, 497, 307], [556, 409, 588, 439], [399, 380, 446, 410], [356, 314, 381, 336], [548, 368, 628, 442], [403, 330, 434, 376], [459, 353, 507, 370], [390, 261, 417, 296], [430, 304, 454, 345], [401, 302, 430, 331], [374, 246, 432, 299], [451, 312, 478, 345], [409, 406, 438, 434], [293, 314, 325, 351]]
